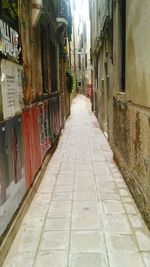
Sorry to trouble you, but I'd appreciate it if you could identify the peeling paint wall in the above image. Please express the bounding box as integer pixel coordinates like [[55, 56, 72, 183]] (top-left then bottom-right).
[[113, 98, 150, 226], [112, 0, 150, 227]]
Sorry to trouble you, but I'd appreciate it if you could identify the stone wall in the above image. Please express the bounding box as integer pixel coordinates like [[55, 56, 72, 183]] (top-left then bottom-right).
[[113, 97, 150, 228]]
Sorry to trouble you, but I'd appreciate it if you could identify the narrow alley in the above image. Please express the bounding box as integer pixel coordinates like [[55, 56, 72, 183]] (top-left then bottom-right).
[[2, 95, 150, 267], [1, 0, 150, 266]]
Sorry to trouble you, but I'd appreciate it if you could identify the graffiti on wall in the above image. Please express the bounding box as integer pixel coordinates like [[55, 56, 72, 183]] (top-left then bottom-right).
[[0, 94, 61, 237]]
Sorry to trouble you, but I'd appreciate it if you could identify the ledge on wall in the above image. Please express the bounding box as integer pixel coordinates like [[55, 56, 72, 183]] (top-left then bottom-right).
[[56, 17, 68, 29], [32, 0, 43, 28]]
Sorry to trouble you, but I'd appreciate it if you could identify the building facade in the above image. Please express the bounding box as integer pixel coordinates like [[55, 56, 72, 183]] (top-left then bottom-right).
[[71, 0, 91, 96], [90, 0, 150, 228], [0, 0, 72, 239], [76, 0, 91, 96]]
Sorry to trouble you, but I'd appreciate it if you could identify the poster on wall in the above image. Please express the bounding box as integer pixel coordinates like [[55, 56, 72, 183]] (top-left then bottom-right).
[[0, 19, 20, 60], [0, 59, 23, 120], [0, 117, 25, 237]]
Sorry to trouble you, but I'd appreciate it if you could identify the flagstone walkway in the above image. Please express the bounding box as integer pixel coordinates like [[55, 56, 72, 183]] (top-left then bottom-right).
[[3, 95, 150, 267]]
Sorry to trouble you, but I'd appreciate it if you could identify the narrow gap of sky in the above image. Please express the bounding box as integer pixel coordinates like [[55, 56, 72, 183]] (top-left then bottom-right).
[[70, 0, 90, 25]]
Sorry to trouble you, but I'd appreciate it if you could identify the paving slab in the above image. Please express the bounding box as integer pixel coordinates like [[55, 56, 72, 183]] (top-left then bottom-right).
[[69, 253, 109, 267]]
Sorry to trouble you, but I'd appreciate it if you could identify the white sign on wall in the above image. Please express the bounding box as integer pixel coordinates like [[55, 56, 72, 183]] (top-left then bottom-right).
[[0, 60, 23, 120]]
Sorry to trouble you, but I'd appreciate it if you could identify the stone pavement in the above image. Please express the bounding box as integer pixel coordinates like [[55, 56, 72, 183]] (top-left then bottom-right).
[[2, 95, 150, 267]]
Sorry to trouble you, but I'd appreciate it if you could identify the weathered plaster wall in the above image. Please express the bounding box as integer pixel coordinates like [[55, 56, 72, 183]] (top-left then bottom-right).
[[32, 25, 43, 100], [113, 98, 150, 227], [95, 31, 114, 143], [126, 0, 150, 108], [112, 0, 150, 228], [91, 0, 150, 228], [113, 0, 123, 95], [98, 0, 112, 28]]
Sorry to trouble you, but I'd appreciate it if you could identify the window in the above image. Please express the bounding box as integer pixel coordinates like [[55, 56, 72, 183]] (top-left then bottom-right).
[[83, 23, 87, 43], [85, 53, 87, 69], [49, 40, 57, 93], [41, 27, 49, 94], [41, 23, 58, 94], [78, 53, 81, 70]]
